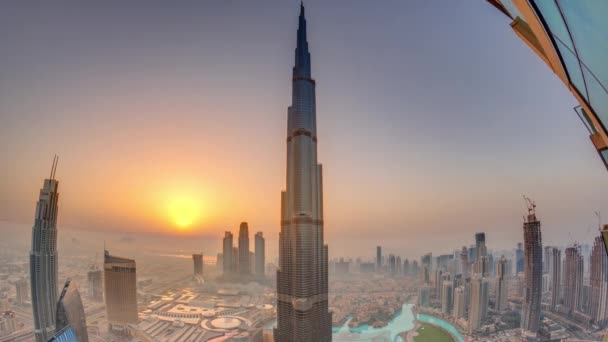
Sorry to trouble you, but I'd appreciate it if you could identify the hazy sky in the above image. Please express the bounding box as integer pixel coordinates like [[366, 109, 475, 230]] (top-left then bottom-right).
[[1, 1, 607, 257]]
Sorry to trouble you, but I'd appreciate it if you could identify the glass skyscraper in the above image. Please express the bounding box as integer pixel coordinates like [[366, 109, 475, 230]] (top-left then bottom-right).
[[275, 4, 332, 341], [30, 157, 60, 342], [55, 279, 88, 342]]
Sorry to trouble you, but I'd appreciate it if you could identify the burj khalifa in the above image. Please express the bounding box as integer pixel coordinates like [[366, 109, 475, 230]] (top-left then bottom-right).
[[275, 4, 332, 341]]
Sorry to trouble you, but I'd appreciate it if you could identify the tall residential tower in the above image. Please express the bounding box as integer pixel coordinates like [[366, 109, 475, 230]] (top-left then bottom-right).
[[275, 4, 332, 341], [30, 156, 60, 342]]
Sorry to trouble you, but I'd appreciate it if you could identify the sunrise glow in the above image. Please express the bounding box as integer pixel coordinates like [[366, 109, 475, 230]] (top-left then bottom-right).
[[166, 194, 202, 229]]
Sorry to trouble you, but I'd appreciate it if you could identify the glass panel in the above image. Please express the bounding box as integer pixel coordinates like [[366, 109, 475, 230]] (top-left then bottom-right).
[[500, 0, 522, 20], [583, 66, 608, 132], [600, 149, 608, 172], [556, 1, 608, 106], [574, 106, 596, 134], [554, 38, 587, 101], [533, 0, 575, 51]]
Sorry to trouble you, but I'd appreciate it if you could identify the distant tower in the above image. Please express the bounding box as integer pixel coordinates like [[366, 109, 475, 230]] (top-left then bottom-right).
[[460, 246, 469, 279], [516, 243, 525, 274], [216, 253, 223, 272], [376, 246, 382, 271], [192, 253, 203, 276], [468, 276, 489, 334], [232, 247, 239, 272], [222, 232, 233, 274], [30, 156, 60, 342], [521, 197, 542, 337], [0, 311, 17, 336], [495, 256, 509, 312], [104, 250, 138, 334], [87, 267, 103, 302], [255, 232, 265, 277], [441, 281, 453, 315], [550, 248, 561, 311], [544, 246, 553, 275], [475, 233, 486, 260], [275, 4, 332, 341], [238, 222, 250, 275], [453, 286, 466, 319], [55, 279, 88, 342], [563, 245, 584, 314], [589, 236, 607, 325], [15, 278, 29, 306]]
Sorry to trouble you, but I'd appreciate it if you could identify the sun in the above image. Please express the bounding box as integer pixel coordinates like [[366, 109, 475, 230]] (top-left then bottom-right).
[[167, 195, 201, 230]]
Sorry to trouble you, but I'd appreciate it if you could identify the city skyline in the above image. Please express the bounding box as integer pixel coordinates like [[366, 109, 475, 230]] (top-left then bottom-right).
[[0, 1, 607, 256], [2, 2, 608, 342]]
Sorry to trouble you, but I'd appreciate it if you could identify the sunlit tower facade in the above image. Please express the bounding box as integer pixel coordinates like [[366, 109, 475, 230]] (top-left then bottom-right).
[[521, 198, 542, 338], [30, 156, 60, 342], [104, 250, 138, 334], [275, 4, 332, 341]]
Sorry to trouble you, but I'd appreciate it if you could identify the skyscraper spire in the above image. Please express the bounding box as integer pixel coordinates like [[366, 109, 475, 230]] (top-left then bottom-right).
[[294, 2, 310, 78]]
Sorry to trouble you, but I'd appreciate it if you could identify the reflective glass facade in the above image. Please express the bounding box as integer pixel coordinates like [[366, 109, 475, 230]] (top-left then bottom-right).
[[48, 326, 77, 342], [487, 1, 608, 170]]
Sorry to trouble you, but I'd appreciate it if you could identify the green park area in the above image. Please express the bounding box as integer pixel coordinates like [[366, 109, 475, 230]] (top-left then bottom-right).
[[413, 323, 454, 342]]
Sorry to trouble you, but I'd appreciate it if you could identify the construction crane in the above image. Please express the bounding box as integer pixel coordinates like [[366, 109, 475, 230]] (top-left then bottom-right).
[[522, 195, 536, 217]]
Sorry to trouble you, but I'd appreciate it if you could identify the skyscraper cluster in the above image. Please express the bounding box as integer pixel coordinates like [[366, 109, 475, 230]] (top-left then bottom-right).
[[219, 222, 265, 278]]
